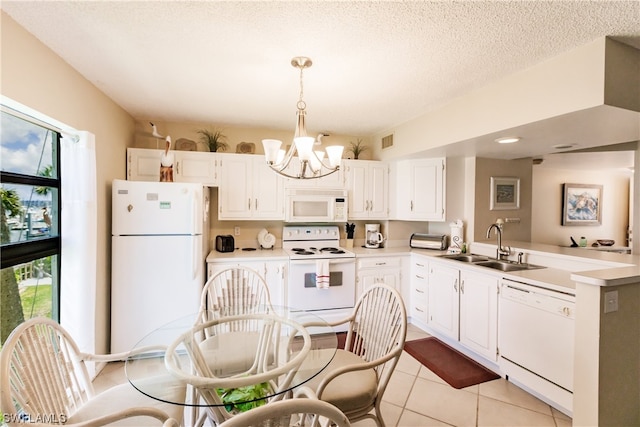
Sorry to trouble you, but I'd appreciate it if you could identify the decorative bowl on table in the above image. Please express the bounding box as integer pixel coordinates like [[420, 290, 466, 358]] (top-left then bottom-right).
[[597, 239, 615, 246]]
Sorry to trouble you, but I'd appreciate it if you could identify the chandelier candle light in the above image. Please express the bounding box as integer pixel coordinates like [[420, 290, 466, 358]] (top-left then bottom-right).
[[262, 57, 344, 179]]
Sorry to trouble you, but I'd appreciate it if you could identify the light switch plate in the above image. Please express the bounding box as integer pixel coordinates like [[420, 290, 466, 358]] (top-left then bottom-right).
[[604, 290, 618, 313]]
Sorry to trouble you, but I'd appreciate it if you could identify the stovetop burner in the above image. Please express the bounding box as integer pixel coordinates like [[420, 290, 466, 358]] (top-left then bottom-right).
[[320, 247, 345, 254], [292, 249, 315, 255], [290, 247, 348, 256], [283, 225, 355, 260]]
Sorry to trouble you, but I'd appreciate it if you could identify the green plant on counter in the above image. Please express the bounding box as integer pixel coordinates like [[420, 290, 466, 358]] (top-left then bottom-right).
[[197, 128, 229, 152], [347, 138, 368, 159], [216, 381, 272, 413]]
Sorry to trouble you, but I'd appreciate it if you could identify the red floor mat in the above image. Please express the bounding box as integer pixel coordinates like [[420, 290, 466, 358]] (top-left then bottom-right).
[[404, 337, 500, 389]]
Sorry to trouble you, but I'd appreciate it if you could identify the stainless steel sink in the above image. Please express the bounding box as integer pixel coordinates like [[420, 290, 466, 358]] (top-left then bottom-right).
[[474, 260, 545, 272], [438, 254, 489, 263]]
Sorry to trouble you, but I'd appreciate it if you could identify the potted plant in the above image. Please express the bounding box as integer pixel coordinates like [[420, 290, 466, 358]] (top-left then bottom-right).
[[216, 382, 272, 413], [197, 128, 229, 152], [347, 138, 368, 159]]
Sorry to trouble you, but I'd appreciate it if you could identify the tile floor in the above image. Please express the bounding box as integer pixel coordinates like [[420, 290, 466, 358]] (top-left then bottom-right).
[[94, 324, 573, 426]]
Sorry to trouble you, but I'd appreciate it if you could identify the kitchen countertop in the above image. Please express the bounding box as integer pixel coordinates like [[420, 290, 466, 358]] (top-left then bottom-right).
[[206, 241, 640, 289], [206, 248, 288, 262], [350, 246, 412, 257], [473, 240, 640, 288]]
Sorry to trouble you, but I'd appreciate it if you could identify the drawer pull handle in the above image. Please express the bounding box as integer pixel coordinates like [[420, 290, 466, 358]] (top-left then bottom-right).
[[415, 307, 424, 312], [416, 289, 424, 293], [416, 275, 425, 279]]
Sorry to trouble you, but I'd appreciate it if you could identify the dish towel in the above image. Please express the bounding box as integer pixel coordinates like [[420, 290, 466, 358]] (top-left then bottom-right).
[[315, 260, 330, 289]]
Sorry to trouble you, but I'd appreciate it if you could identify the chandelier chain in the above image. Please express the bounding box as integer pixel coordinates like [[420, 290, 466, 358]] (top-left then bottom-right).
[[297, 66, 306, 111]]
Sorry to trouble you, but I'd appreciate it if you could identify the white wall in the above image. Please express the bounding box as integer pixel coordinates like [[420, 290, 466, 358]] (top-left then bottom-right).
[[532, 166, 631, 247], [1, 12, 135, 354], [372, 38, 609, 161]]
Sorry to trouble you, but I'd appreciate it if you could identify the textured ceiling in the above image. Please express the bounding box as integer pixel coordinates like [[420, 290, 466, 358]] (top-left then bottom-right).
[[2, 1, 640, 142]]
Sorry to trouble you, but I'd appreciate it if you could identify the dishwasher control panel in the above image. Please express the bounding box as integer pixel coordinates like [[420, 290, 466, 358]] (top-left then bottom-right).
[[501, 280, 575, 319]]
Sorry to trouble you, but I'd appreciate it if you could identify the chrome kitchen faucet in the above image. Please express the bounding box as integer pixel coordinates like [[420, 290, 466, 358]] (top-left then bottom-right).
[[486, 223, 510, 260]]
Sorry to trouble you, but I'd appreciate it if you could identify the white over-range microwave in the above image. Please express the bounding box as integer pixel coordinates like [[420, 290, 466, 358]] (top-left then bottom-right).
[[285, 188, 348, 223]]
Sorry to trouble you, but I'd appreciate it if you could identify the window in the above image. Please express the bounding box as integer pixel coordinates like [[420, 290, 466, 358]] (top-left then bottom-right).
[[1, 109, 61, 345]]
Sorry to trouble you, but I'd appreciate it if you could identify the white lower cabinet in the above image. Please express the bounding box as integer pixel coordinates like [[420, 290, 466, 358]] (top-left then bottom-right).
[[207, 260, 287, 307], [420, 258, 499, 362], [410, 254, 429, 327], [427, 261, 459, 340], [459, 269, 498, 361], [356, 257, 401, 300]]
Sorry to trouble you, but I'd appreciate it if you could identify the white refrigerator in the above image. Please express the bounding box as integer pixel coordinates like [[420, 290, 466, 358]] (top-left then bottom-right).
[[110, 179, 210, 353]]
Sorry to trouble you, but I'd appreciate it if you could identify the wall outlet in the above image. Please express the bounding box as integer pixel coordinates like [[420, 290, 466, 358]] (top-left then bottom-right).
[[604, 290, 618, 313], [234, 226, 240, 236]]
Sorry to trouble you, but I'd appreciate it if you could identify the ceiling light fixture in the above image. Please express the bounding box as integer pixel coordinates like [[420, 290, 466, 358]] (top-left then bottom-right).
[[495, 136, 521, 144], [262, 57, 343, 179], [552, 143, 576, 150]]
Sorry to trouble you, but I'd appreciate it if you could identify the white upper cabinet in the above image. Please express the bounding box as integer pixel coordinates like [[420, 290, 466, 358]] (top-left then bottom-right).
[[127, 148, 219, 185], [394, 158, 446, 221], [344, 160, 389, 219], [218, 154, 284, 220]]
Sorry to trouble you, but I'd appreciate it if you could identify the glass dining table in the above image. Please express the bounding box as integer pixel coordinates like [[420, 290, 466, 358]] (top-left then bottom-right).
[[125, 306, 338, 424]]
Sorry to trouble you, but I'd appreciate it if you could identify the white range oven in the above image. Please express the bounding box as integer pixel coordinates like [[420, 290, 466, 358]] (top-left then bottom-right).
[[283, 225, 355, 330]]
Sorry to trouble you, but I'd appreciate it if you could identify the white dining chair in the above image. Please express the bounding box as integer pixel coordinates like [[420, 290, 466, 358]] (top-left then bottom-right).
[[0, 317, 183, 426], [165, 313, 311, 425], [217, 397, 351, 427], [294, 283, 407, 427]]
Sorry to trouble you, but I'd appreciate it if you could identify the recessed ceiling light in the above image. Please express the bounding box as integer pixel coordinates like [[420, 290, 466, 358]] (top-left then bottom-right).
[[495, 137, 520, 144], [552, 144, 576, 150]]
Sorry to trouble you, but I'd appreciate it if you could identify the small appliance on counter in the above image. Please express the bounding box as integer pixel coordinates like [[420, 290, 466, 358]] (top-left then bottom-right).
[[215, 235, 235, 252], [410, 233, 448, 250], [365, 223, 385, 248]]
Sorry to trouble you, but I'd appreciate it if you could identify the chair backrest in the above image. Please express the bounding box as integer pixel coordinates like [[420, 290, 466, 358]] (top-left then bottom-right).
[[199, 266, 273, 325], [0, 317, 94, 421], [217, 398, 351, 427], [166, 313, 312, 424], [343, 283, 407, 393]]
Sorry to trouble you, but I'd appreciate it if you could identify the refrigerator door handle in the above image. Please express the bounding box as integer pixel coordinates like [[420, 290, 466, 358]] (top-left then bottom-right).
[[191, 190, 198, 234], [192, 237, 198, 279]]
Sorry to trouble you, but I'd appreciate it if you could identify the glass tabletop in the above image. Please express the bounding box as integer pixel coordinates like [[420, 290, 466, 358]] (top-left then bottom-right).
[[125, 306, 338, 409]]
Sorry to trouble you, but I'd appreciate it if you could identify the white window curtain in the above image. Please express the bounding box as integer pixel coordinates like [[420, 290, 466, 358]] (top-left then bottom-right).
[[60, 131, 97, 373]]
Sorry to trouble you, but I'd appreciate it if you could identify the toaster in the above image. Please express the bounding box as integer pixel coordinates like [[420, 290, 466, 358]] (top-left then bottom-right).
[[215, 235, 235, 253], [410, 233, 448, 250]]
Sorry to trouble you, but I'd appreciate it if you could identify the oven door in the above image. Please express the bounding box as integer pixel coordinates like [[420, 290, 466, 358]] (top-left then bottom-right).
[[288, 258, 356, 311]]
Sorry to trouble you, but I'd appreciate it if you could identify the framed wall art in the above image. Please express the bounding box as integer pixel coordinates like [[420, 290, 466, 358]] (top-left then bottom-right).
[[562, 183, 602, 226], [490, 177, 520, 210]]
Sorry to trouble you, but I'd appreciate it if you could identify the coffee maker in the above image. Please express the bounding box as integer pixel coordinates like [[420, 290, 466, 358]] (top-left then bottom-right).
[[365, 224, 384, 248]]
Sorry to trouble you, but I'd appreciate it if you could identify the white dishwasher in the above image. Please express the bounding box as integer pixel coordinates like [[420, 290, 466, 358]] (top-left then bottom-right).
[[499, 279, 575, 400]]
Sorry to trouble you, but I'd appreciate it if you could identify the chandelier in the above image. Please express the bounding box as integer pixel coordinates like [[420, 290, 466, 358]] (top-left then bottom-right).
[[262, 57, 344, 179]]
